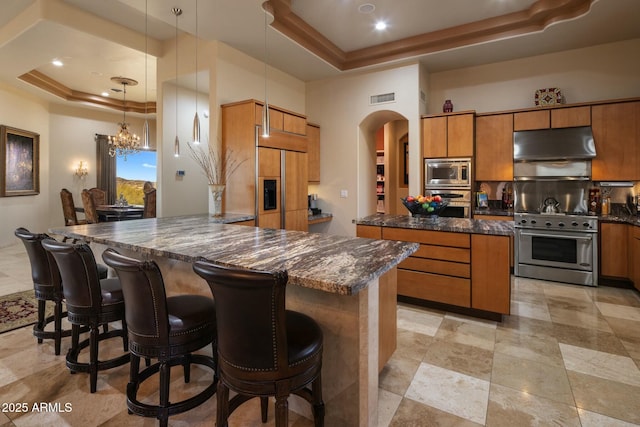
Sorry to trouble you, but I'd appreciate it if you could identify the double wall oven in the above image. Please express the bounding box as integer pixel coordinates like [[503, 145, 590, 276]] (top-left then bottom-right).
[[424, 158, 472, 218]]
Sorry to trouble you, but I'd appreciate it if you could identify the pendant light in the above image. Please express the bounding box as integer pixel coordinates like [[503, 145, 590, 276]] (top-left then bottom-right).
[[262, 5, 270, 138], [173, 7, 182, 157], [192, 0, 201, 144], [142, 0, 150, 150]]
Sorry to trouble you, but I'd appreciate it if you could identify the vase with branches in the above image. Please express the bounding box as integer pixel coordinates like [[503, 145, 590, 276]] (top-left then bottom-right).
[[187, 141, 246, 216]]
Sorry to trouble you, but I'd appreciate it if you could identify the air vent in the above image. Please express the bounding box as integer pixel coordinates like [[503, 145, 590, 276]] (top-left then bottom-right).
[[370, 92, 395, 105]]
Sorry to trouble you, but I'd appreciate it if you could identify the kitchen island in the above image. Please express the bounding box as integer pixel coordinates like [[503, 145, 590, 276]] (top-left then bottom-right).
[[49, 214, 418, 426], [355, 214, 514, 320]]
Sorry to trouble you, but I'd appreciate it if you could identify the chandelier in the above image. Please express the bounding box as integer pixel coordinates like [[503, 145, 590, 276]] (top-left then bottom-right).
[[108, 76, 140, 159]]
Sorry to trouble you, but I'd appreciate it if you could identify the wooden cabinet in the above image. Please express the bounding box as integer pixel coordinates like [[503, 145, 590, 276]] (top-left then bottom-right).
[[551, 106, 591, 128], [513, 106, 591, 130], [307, 123, 320, 182], [474, 215, 514, 268], [356, 225, 511, 316], [592, 101, 640, 181], [255, 103, 307, 136], [630, 226, 640, 291], [422, 112, 474, 158], [514, 110, 549, 130], [475, 114, 513, 181], [222, 100, 308, 232], [600, 223, 628, 278], [471, 234, 510, 314]]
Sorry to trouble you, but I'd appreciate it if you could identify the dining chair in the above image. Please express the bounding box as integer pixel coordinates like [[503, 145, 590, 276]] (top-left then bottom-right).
[[143, 181, 154, 192], [193, 261, 325, 427], [143, 188, 156, 218], [41, 239, 130, 393], [102, 249, 217, 427], [60, 188, 86, 226], [81, 189, 100, 224], [88, 187, 107, 206]]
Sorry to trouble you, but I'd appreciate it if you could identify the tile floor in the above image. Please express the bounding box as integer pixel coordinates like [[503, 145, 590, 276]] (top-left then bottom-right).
[[1, 242, 640, 426]]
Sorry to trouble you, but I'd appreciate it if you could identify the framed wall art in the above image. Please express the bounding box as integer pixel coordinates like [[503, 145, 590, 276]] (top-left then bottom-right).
[[0, 125, 40, 197]]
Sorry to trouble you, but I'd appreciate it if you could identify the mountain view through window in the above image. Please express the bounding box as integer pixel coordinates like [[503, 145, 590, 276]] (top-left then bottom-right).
[[116, 151, 157, 205]]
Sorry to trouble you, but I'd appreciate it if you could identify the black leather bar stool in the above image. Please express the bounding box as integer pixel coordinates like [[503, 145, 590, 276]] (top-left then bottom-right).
[[41, 239, 129, 393], [193, 261, 325, 427], [14, 227, 108, 355], [102, 249, 217, 427]]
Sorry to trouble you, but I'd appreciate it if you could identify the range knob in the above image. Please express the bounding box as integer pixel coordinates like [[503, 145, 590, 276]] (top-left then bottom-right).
[[558, 222, 565, 227], [583, 222, 590, 228], [520, 219, 527, 224], [531, 219, 537, 224], [571, 221, 579, 226], [545, 221, 552, 226]]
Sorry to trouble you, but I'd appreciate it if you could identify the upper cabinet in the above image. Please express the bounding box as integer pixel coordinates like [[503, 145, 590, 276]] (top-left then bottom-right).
[[475, 114, 514, 181], [422, 112, 474, 158], [307, 123, 321, 183], [513, 106, 591, 131], [254, 103, 307, 136], [592, 101, 640, 181]]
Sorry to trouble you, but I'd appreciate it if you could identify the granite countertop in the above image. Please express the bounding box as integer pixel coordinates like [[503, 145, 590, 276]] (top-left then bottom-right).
[[474, 209, 514, 217], [355, 214, 514, 236], [49, 214, 417, 296], [599, 214, 640, 227], [308, 212, 333, 223], [210, 213, 255, 223]]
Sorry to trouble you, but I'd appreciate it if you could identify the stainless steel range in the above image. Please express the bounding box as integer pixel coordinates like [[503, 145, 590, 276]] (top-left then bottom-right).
[[514, 212, 598, 287], [512, 125, 599, 286]]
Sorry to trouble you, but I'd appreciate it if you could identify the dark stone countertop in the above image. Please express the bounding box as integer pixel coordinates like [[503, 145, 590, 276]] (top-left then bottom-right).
[[354, 214, 514, 236], [49, 214, 418, 296], [473, 209, 514, 217], [599, 214, 640, 227], [209, 213, 255, 223]]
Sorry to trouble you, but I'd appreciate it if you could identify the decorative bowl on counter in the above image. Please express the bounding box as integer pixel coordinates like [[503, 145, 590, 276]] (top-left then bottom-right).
[[401, 196, 448, 217]]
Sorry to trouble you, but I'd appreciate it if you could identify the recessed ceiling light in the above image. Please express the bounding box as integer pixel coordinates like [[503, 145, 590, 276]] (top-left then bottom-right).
[[101, 92, 109, 97], [375, 21, 387, 31], [52, 59, 63, 67], [358, 3, 375, 14]]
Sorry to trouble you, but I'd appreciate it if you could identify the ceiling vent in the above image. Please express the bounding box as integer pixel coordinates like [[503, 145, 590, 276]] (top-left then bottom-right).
[[370, 92, 395, 105]]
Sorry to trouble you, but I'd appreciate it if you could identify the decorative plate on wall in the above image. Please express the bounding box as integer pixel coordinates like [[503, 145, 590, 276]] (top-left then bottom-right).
[[535, 88, 563, 106]]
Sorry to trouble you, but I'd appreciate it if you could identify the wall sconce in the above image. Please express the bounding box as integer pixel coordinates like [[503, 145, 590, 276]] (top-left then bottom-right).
[[74, 161, 88, 178]]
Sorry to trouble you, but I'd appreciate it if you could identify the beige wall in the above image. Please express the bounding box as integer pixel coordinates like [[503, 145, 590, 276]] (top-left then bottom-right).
[[0, 83, 50, 246], [306, 63, 422, 236], [427, 39, 640, 114]]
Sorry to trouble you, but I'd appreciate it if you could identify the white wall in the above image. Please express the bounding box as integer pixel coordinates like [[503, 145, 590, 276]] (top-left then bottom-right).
[[0, 83, 50, 246], [427, 39, 640, 114]]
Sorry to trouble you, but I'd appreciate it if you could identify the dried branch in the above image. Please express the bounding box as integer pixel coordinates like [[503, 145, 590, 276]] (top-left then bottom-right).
[[187, 142, 247, 185]]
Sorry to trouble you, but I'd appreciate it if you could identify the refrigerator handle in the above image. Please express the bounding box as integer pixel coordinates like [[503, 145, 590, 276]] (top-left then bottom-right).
[[281, 150, 286, 228]]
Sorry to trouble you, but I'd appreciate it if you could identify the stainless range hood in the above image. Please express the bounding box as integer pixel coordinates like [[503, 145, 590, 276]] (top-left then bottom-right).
[[514, 126, 596, 161], [513, 126, 596, 181]]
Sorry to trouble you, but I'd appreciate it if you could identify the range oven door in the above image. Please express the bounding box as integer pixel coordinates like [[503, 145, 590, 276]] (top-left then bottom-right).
[[515, 227, 598, 286], [516, 228, 595, 271]]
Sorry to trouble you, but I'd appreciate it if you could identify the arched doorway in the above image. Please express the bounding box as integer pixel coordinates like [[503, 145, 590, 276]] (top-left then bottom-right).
[[357, 110, 409, 218]]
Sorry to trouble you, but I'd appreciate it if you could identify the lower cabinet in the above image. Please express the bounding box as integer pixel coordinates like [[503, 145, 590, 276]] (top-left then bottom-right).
[[600, 223, 629, 278], [357, 225, 511, 315], [631, 226, 640, 291]]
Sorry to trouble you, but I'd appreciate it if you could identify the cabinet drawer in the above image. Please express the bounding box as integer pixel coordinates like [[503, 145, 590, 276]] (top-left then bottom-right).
[[413, 244, 470, 263], [356, 225, 382, 239], [398, 270, 470, 307], [383, 228, 470, 248], [400, 257, 470, 278]]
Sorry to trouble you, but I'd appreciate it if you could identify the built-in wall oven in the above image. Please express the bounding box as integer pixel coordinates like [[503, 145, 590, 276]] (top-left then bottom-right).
[[425, 189, 472, 218], [514, 213, 598, 286]]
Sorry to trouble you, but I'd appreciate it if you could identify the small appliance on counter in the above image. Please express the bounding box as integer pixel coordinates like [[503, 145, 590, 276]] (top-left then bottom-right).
[[308, 194, 321, 215]]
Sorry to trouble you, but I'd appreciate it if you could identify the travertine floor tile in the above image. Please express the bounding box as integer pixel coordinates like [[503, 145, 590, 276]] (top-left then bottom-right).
[[390, 397, 483, 427], [405, 362, 490, 425], [559, 343, 640, 387], [494, 327, 562, 366], [568, 370, 640, 425], [378, 388, 402, 427], [397, 305, 443, 336], [434, 317, 496, 352], [486, 383, 580, 427], [491, 352, 574, 405], [578, 408, 640, 427], [423, 338, 494, 381], [596, 301, 640, 322]]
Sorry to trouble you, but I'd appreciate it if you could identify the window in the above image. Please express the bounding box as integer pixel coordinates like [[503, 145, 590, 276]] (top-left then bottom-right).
[[116, 151, 157, 205]]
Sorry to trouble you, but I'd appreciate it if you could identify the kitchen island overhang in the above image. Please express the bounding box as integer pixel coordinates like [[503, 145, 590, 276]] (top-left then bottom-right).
[[50, 214, 418, 426]]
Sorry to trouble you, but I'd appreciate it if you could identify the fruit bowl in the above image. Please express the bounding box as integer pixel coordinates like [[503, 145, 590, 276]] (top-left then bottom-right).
[[401, 197, 448, 217]]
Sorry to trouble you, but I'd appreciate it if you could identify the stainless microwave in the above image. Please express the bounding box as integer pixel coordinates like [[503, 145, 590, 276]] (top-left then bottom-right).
[[425, 158, 472, 189]]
